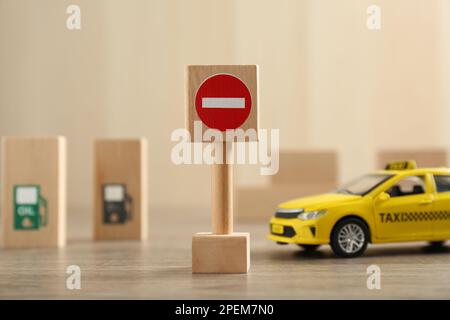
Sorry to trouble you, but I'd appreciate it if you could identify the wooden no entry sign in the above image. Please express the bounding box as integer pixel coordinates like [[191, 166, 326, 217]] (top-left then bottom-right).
[[186, 65, 259, 142], [186, 65, 258, 274], [195, 74, 252, 131]]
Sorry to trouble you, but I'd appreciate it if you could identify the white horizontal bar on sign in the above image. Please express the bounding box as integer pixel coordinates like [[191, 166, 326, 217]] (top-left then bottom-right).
[[202, 97, 245, 109]]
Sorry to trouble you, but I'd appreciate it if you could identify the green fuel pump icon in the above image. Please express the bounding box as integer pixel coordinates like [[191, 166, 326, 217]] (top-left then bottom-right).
[[14, 185, 48, 230]]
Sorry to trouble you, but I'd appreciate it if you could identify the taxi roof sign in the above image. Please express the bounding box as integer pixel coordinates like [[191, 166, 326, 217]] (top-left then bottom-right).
[[385, 160, 417, 170]]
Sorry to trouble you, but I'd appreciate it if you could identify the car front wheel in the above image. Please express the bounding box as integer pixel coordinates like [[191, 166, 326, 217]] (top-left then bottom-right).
[[331, 218, 369, 258], [429, 241, 445, 247]]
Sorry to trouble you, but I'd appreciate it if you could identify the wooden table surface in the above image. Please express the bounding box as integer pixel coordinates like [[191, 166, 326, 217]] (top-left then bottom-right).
[[1, 207, 450, 299]]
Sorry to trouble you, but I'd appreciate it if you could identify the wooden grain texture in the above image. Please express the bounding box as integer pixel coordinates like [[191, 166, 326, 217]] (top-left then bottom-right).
[[377, 149, 448, 169], [236, 184, 335, 221], [192, 232, 249, 273], [186, 65, 259, 142], [0, 208, 450, 299], [236, 150, 338, 221], [1, 136, 66, 248], [271, 150, 338, 185], [94, 138, 148, 241]]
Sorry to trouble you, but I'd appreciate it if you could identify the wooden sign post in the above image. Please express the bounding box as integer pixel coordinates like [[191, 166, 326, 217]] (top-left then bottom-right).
[[94, 138, 148, 241], [1, 136, 67, 248], [212, 141, 233, 235], [187, 65, 259, 273]]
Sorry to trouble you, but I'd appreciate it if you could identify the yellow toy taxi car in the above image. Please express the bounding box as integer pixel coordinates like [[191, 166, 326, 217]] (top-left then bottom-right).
[[268, 161, 450, 257]]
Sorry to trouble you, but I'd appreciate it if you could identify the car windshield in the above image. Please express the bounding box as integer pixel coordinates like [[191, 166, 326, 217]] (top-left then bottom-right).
[[334, 174, 393, 196]]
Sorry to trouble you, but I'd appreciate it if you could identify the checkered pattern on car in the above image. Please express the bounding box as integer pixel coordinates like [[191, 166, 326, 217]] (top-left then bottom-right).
[[379, 211, 450, 223]]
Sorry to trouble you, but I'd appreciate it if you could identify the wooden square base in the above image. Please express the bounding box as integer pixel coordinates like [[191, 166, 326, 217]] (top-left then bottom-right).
[[192, 232, 250, 274]]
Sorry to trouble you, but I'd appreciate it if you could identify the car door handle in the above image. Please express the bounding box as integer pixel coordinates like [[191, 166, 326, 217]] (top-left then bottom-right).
[[420, 199, 433, 205]]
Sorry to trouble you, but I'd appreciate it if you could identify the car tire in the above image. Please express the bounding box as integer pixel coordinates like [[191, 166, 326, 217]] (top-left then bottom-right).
[[429, 241, 445, 247], [297, 244, 320, 252], [331, 218, 369, 258]]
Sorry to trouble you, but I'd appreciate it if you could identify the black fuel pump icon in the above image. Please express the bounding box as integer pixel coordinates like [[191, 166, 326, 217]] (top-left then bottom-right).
[[102, 183, 133, 224]]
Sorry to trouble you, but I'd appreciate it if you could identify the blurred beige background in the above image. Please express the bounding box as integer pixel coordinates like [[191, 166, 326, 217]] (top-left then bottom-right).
[[0, 0, 449, 217]]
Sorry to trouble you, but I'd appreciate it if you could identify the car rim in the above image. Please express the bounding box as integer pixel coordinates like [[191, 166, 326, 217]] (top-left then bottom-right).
[[337, 223, 365, 254]]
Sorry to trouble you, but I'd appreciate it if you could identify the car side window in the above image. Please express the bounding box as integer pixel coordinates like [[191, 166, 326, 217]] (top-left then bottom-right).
[[434, 175, 450, 193], [387, 175, 426, 197]]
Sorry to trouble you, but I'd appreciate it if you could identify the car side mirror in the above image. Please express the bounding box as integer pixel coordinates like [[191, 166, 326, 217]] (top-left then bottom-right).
[[377, 192, 390, 202]]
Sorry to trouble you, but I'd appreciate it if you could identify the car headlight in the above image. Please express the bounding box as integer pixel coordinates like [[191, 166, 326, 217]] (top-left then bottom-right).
[[297, 210, 327, 220]]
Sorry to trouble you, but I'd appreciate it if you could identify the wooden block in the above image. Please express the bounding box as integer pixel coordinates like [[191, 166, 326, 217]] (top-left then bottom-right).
[[236, 183, 335, 221], [192, 232, 250, 273], [186, 65, 259, 142], [377, 149, 448, 169], [271, 150, 338, 185], [94, 138, 148, 241], [1, 136, 66, 248]]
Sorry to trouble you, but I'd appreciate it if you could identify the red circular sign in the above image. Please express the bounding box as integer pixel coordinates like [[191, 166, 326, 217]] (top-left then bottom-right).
[[195, 74, 252, 131]]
